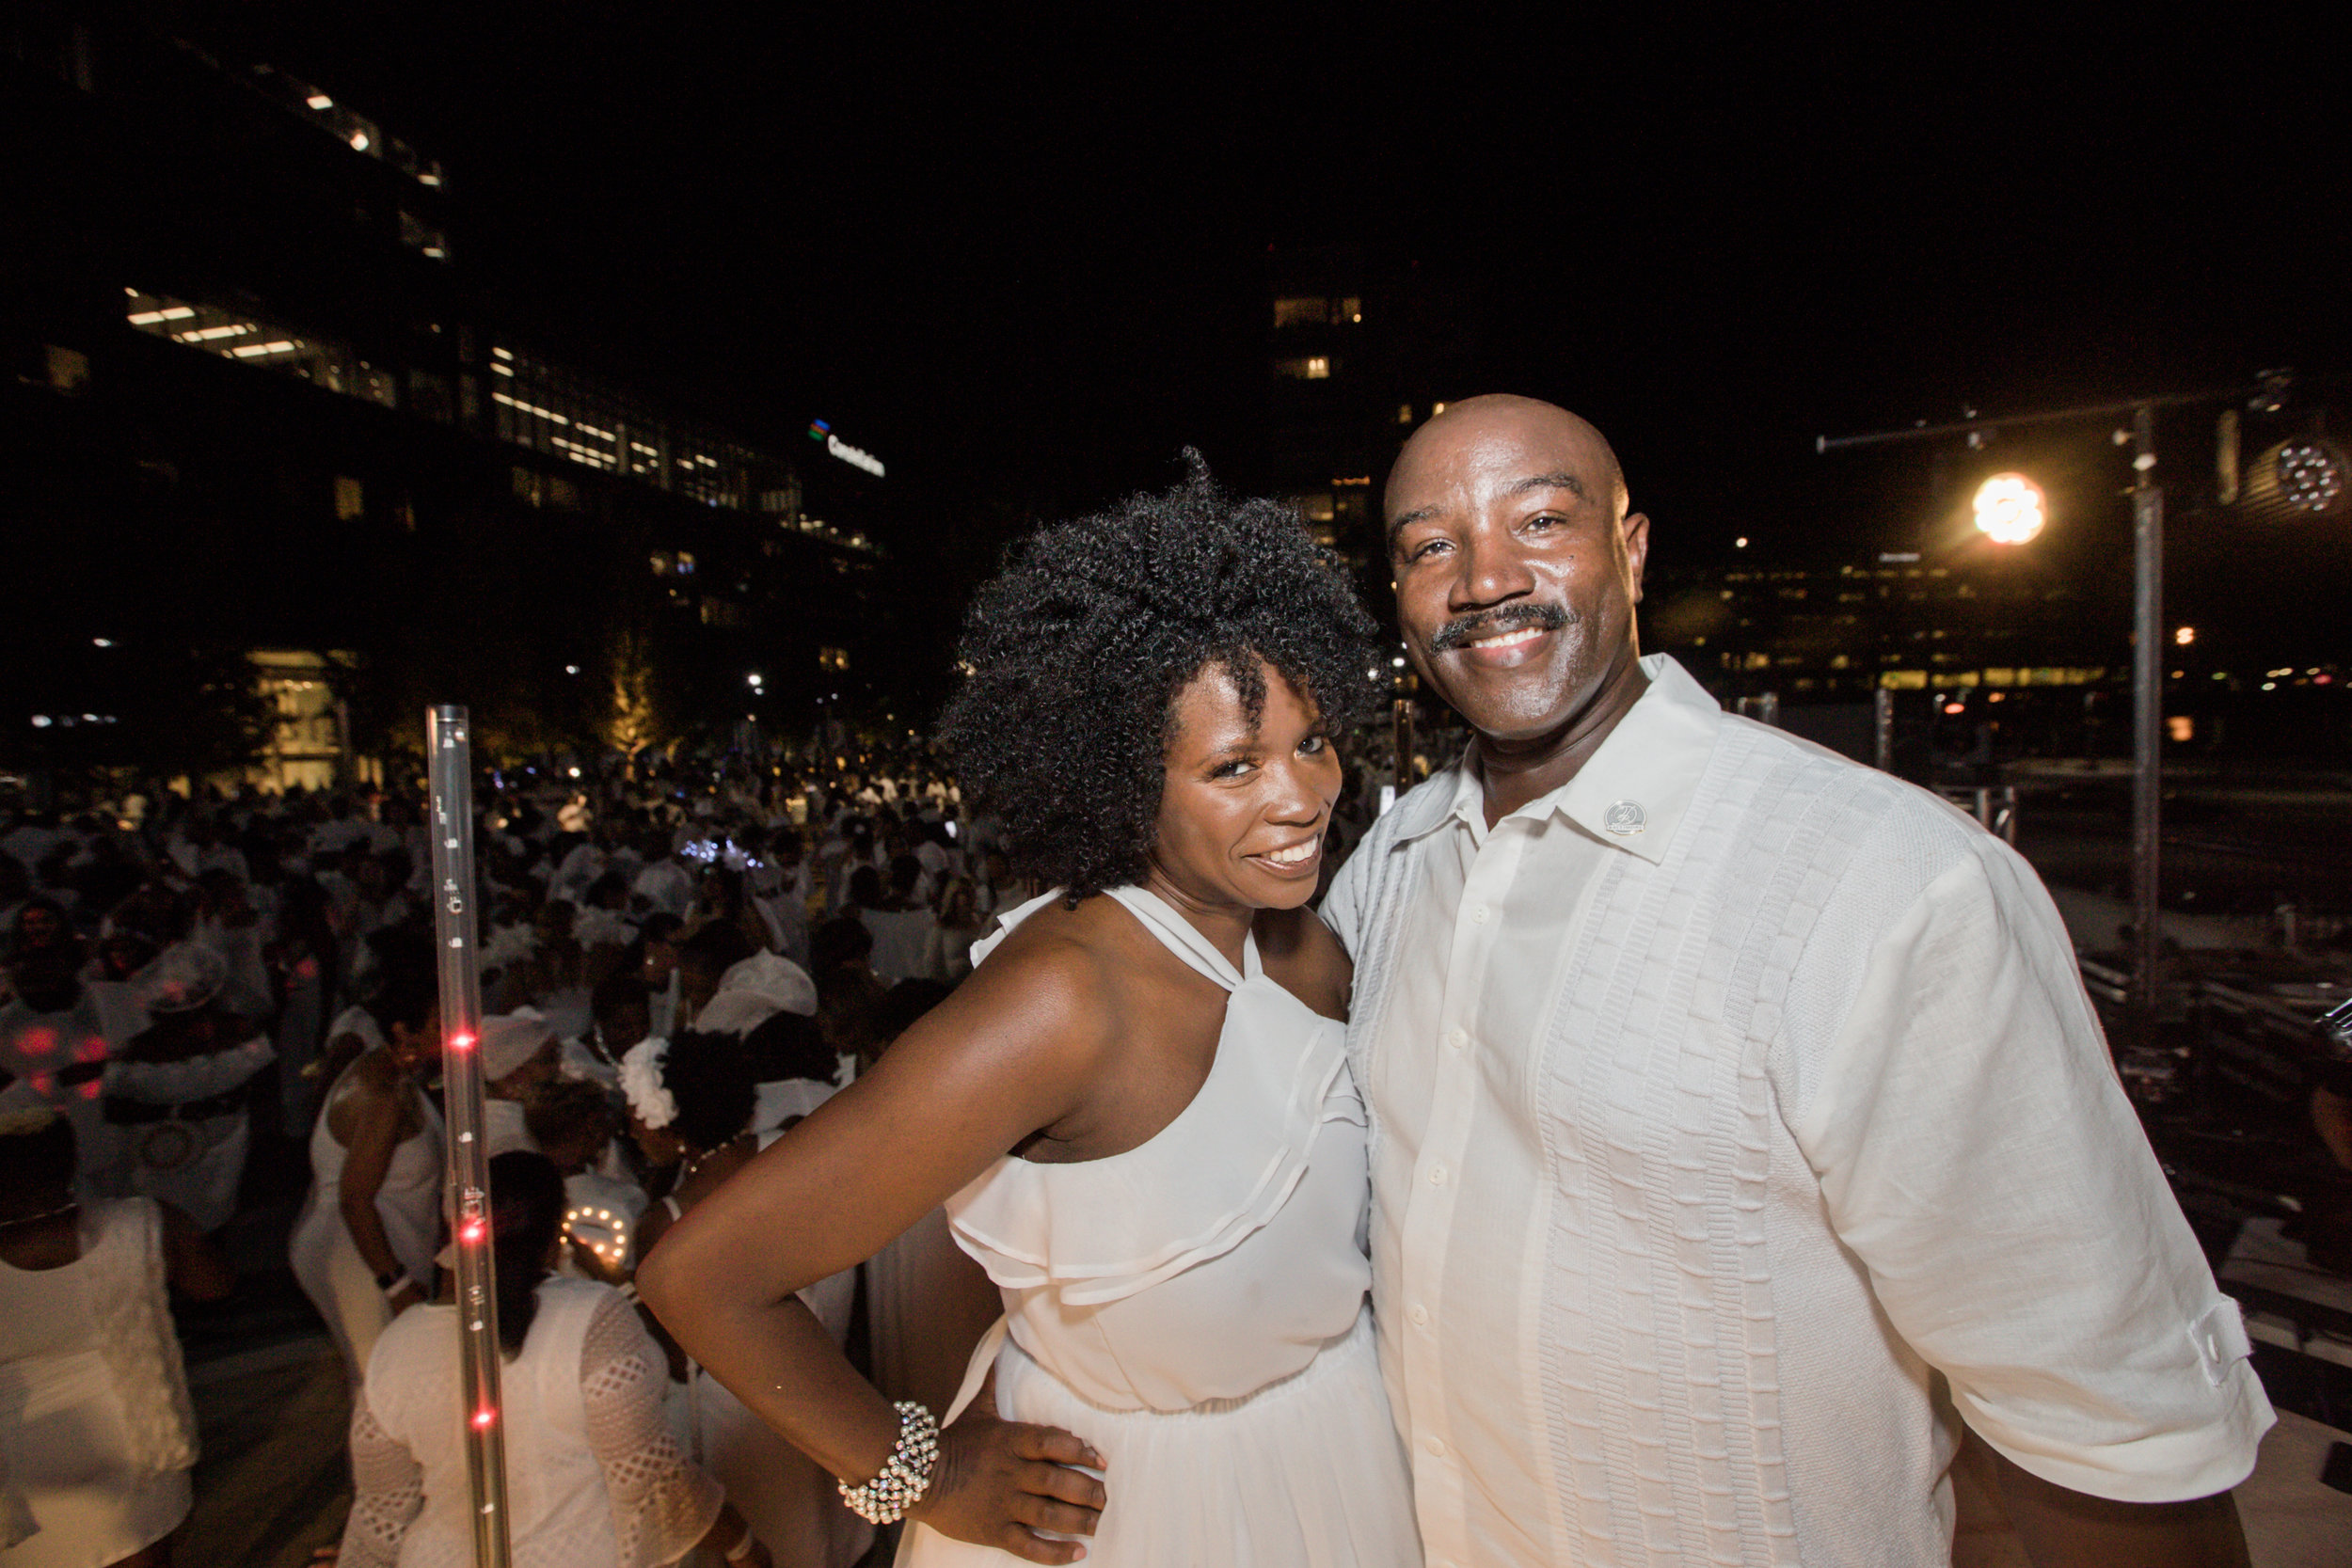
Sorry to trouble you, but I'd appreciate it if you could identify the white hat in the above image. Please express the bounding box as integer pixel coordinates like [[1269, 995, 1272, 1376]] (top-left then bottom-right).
[[479, 1009, 556, 1081], [694, 951, 818, 1038], [136, 942, 228, 1015]]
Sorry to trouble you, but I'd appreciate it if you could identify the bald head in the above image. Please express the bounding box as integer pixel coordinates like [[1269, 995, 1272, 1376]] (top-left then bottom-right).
[[1387, 395, 1629, 537]]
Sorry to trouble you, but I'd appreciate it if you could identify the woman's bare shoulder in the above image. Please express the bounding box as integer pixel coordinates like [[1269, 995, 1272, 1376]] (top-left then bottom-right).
[[1252, 905, 1352, 1022], [891, 899, 1133, 1075]]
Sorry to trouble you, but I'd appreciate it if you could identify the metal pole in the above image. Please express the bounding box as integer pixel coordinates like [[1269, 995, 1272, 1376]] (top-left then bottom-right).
[[2129, 408, 2164, 1024], [427, 705, 514, 1568], [1391, 695, 1416, 793], [1873, 687, 1895, 773]]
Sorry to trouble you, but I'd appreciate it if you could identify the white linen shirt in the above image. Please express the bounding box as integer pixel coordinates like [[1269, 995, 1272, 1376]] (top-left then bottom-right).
[[1321, 654, 2271, 1568]]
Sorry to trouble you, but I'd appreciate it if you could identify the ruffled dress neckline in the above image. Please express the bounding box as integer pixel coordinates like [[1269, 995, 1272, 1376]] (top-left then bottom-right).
[[948, 886, 1359, 1309]]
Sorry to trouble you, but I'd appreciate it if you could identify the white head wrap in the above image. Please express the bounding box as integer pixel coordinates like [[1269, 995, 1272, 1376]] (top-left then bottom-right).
[[619, 1036, 677, 1131]]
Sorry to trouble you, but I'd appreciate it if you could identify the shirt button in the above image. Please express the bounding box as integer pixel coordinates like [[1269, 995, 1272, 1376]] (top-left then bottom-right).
[[1425, 1434, 1449, 1459], [1408, 1303, 1430, 1326], [1470, 904, 1489, 925], [1427, 1163, 1447, 1186], [1445, 1027, 1468, 1052]]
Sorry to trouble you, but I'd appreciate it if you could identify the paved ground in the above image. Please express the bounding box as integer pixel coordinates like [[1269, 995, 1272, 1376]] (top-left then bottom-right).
[[182, 1336, 351, 1567]]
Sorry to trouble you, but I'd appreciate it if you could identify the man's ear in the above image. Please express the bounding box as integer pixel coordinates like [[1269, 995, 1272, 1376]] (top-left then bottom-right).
[[1621, 511, 1651, 604]]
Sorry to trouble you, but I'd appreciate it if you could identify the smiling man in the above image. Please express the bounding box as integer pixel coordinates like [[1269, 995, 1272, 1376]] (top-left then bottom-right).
[[1321, 395, 2271, 1567]]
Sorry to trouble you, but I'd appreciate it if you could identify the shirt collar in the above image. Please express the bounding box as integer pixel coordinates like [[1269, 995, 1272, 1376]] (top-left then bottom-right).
[[1385, 654, 1723, 864]]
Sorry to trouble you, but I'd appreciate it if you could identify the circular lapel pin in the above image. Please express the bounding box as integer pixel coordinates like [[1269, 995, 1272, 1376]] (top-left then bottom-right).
[[1603, 800, 1646, 835]]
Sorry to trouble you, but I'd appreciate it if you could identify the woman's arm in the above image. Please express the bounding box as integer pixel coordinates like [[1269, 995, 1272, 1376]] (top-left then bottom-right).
[[336, 1059, 425, 1308], [159, 1199, 234, 1300], [639, 941, 1113, 1563]]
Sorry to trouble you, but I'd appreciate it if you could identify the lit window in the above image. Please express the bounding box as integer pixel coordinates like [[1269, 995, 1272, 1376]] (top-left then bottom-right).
[[2167, 715, 2194, 743], [1274, 356, 1332, 381], [125, 289, 394, 408], [333, 475, 364, 520], [399, 211, 451, 261], [1272, 297, 1328, 328], [819, 647, 850, 672], [1397, 404, 1413, 424]]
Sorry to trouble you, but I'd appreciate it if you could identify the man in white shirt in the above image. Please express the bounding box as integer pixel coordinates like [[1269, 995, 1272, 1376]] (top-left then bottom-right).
[[1321, 395, 2270, 1567]]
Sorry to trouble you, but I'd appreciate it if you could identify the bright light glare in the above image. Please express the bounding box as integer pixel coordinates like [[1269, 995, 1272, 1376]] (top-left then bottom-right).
[[2174, 626, 2196, 646], [1973, 473, 2045, 545], [306, 93, 334, 109]]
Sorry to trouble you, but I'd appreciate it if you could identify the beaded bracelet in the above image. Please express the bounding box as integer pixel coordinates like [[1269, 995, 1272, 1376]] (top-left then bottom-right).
[[837, 1401, 940, 1525]]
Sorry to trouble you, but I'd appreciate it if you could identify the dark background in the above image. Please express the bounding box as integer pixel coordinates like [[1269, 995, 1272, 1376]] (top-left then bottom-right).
[[207, 4, 2352, 561], [8, 4, 2350, 771]]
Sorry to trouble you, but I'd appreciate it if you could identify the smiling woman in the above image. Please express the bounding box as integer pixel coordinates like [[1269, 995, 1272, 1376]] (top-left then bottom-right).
[[939, 451, 1385, 897], [635, 458, 1423, 1566]]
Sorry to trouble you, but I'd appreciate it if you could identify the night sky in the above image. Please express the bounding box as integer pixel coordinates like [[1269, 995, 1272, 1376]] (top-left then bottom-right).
[[227, 6, 2350, 584]]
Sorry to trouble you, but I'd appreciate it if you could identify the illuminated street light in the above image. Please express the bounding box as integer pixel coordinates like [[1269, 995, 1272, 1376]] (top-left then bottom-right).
[[2174, 626, 2195, 646], [1972, 473, 2046, 545]]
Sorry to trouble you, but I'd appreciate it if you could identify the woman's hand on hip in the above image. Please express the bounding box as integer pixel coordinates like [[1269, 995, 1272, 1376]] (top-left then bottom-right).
[[906, 1407, 1105, 1564]]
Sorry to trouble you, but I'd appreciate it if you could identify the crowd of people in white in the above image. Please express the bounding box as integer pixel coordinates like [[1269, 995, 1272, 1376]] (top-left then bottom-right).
[[0, 752, 1222, 1568]]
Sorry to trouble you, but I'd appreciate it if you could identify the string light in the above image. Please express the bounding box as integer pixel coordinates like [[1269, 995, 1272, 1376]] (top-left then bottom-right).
[[564, 1206, 631, 1263]]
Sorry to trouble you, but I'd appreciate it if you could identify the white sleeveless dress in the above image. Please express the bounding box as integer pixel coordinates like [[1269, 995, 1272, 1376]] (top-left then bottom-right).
[[288, 1061, 443, 1379], [900, 888, 1421, 1568], [0, 1199, 198, 1568]]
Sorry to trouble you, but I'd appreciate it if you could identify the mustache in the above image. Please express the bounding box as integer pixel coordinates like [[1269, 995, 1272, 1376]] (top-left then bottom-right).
[[1427, 602, 1572, 653]]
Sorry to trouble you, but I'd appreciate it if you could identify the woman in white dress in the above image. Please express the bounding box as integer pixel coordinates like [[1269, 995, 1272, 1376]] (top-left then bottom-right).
[[0, 1104, 231, 1568], [288, 968, 444, 1381], [339, 1152, 771, 1568], [642, 462, 1419, 1564]]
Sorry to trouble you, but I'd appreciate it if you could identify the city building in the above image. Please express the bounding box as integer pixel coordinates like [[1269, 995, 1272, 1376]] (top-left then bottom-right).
[[3, 5, 893, 792]]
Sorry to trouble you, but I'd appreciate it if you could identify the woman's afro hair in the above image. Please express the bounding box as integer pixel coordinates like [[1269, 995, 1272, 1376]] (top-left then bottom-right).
[[940, 453, 1383, 896]]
